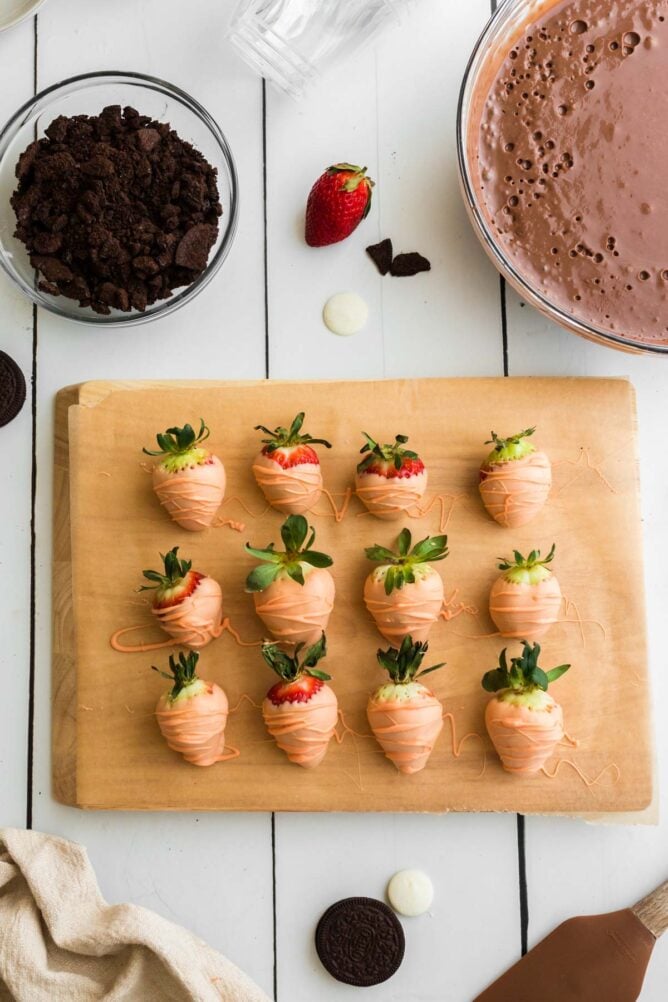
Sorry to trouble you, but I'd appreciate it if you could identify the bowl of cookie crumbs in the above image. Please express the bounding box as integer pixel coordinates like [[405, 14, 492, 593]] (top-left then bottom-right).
[[0, 71, 238, 326]]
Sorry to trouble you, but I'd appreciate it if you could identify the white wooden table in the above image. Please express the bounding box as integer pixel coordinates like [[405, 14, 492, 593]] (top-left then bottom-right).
[[0, 1, 666, 999]]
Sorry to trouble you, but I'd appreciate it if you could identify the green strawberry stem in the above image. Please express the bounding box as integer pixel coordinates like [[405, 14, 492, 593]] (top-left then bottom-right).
[[254, 411, 331, 452], [482, 641, 570, 702], [143, 418, 211, 472], [365, 527, 448, 595], [153, 650, 202, 700], [484, 427, 537, 465], [261, 633, 331, 682], [376, 636, 445, 684], [329, 164, 375, 214], [357, 432, 419, 474], [140, 546, 191, 591], [245, 514, 333, 591], [497, 544, 556, 585]]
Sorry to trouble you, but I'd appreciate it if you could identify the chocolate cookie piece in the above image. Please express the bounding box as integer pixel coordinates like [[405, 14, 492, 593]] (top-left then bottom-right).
[[11, 105, 222, 315], [366, 238, 393, 275], [390, 251, 431, 277], [315, 896, 405, 987], [0, 351, 27, 427]]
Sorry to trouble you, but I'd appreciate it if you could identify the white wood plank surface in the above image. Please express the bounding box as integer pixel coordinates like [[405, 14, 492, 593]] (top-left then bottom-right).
[[29, 0, 273, 995], [265, 3, 521, 999], [0, 0, 665, 999], [505, 287, 668, 999], [0, 19, 34, 829]]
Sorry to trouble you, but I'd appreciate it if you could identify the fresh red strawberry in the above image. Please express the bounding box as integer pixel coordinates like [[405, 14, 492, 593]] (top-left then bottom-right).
[[305, 163, 375, 247], [253, 413, 331, 514], [357, 433, 425, 480], [141, 547, 205, 609]]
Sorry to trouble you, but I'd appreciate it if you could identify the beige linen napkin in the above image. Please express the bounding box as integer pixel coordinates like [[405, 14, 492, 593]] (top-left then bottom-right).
[[0, 828, 270, 1002]]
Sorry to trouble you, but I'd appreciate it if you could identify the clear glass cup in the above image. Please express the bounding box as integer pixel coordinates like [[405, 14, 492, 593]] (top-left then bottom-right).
[[227, 0, 410, 99]]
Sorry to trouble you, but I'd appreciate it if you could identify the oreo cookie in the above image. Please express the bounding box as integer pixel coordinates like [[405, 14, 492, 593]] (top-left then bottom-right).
[[0, 352, 26, 427], [315, 896, 405, 987]]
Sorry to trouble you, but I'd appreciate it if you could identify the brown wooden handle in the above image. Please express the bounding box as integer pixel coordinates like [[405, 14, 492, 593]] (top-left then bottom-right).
[[632, 880, 668, 938]]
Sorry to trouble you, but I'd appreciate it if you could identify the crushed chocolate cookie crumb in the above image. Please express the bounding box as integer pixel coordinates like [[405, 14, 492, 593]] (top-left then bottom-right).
[[11, 105, 222, 315], [366, 238, 393, 275], [390, 251, 431, 277]]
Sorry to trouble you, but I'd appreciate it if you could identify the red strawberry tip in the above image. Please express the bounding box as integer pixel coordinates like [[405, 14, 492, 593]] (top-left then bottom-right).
[[267, 674, 324, 706], [261, 443, 320, 468]]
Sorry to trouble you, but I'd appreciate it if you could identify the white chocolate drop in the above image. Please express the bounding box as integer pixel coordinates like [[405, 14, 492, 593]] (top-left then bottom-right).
[[323, 292, 369, 336], [387, 869, 434, 917]]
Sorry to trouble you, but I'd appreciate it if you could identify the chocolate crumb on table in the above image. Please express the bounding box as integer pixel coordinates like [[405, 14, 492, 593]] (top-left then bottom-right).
[[10, 105, 222, 315], [366, 238, 393, 275], [390, 251, 431, 277], [366, 238, 431, 277]]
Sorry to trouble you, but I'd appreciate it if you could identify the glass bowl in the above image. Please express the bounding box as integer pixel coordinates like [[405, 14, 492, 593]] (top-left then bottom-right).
[[457, 0, 668, 356], [0, 71, 238, 327]]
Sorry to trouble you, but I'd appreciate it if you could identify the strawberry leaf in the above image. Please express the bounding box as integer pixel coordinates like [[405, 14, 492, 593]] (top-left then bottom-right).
[[305, 668, 332, 681], [245, 543, 282, 563], [417, 663, 446, 678], [289, 412, 305, 437], [143, 418, 209, 457], [287, 564, 305, 586], [375, 637, 443, 684], [528, 666, 549, 691], [303, 633, 327, 667], [397, 528, 411, 556], [546, 664, 570, 683], [301, 550, 334, 568], [256, 412, 331, 450], [154, 650, 200, 699], [261, 632, 331, 682], [482, 667, 509, 692], [482, 642, 570, 694], [281, 514, 308, 553], [246, 563, 281, 592], [247, 515, 332, 589]]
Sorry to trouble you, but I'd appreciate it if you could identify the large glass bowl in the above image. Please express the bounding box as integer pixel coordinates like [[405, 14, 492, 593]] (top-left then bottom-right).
[[0, 71, 238, 327], [457, 0, 667, 356]]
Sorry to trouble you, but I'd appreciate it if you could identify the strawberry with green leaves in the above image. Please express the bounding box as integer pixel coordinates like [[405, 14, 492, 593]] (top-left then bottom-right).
[[153, 651, 231, 767], [489, 544, 562, 641], [143, 418, 226, 531], [479, 426, 551, 528], [355, 432, 428, 519], [260, 633, 338, 768], [482, 641, 570, 775], [245, 514, 335, 647], [364, 528, 448, 646], [305, 163, 374, 247], [367, 636, 445, 775], [140, 546, 223, 648], [252, 411, 332, 515]]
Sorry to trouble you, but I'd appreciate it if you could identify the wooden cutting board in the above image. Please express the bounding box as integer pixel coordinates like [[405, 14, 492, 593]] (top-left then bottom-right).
[[53, 377, 653, 814]]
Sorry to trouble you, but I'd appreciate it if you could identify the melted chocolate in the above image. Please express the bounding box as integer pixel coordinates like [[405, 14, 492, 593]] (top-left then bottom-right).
[[474, 0, 668, 344]]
